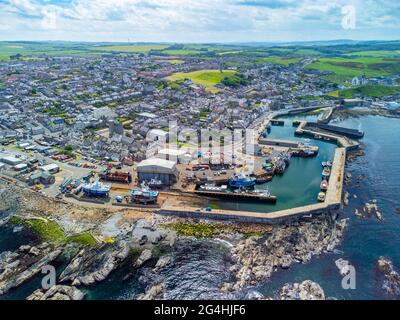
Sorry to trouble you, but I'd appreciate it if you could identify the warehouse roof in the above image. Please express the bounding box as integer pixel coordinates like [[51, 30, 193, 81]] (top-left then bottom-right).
[[157, 148, 188, 157], [41, 163, 60, 172], [0, 156, 23, 165], [137, 158, 177, 174]]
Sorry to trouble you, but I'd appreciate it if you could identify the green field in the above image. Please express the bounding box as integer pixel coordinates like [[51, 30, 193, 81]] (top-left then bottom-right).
[[0, 41, 102, 60], [166, 69, 236, 93], [256, 56, 301, 65], [307, 57, 400, 83], [327, 85, 400, 98], [155, 59, 185, 64], [93, 44, 169, 53], [345, 50, 400, 58]]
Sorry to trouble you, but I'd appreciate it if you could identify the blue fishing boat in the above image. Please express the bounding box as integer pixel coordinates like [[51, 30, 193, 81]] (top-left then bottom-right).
[[229, 174, 256, 188], [82, 179, 111, 197], [130, 184, 159, 204]]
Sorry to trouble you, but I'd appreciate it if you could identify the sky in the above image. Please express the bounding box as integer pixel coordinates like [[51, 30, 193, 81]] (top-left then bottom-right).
[[0, 0, 399, 43]]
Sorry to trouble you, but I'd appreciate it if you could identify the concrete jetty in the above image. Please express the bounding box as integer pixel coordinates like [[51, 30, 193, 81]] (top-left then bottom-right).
[[194, 189, 277, 203], [307, 122, 364, 139], [295, 121, 360, 150]]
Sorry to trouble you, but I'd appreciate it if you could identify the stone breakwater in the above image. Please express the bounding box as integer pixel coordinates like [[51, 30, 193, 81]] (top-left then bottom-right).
[[222, 214, 347, 292]]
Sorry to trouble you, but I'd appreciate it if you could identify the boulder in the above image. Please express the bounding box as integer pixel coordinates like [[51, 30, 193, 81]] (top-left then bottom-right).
[[134, 249, 152, 268], [27, 285, 85, 300], [335, 258, 351, 276], [377, 256, 400, 297], [59, 240, 129, 286], [152, 255, 172, 273], [279, 280, 325, 300]]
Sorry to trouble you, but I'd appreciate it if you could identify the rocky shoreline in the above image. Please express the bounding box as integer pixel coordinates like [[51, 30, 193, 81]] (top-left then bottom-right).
[[0, 179, 349, 300], [221, 214, 347, 292]]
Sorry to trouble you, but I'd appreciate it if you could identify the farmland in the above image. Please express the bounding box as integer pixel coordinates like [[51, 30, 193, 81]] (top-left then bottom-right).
[[327, 85, 400, 99], [307, 57, 400, 83], [256, 56, 301, 66], [165, 69, 237, 93], [93, 44, 170, 53]]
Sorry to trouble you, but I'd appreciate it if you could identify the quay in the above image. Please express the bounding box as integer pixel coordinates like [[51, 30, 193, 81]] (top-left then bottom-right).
[[258, 137, 319, 155], [306, 122, 364, 139], [194, 190, 277, 204], [271, 119, 284, 126], [158, 148, 346, 224], [295, 121, 360, 150], [259, 138, 300, 148]]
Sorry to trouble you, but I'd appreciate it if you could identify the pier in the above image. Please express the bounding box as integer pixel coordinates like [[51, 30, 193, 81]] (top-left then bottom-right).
[[258, 137, 319, 154], [295, 121, 360, 150], [259, 138, 299, 148], [271, 119, 285, 126], [194, 190, 277, 203], [306, 122, 364, 139]]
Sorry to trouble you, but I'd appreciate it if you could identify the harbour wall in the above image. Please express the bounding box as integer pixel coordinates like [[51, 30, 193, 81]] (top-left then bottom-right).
[[306, 122, 364, 139], [295, 121, 360, 151]]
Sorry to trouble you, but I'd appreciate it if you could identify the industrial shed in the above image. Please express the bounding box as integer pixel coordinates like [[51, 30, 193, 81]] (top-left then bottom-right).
[[0, 156, 23, 166], [136, 158, 179, 186], [156, 148, 192, 164]]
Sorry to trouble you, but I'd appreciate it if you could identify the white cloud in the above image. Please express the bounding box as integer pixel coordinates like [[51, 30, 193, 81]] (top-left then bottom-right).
[[0, 0, 398, 41]]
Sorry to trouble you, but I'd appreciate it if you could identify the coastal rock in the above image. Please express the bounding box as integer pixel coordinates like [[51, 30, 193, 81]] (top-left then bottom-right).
[[136, 283, 165, 300], [222, 215, 347, 291], [59, 240, 129, 286], [152, 255, 172, 273], [280, 255, 293, 269], [335, 258, 352, 276], [134, 249, 153, 268], [344, 192, 350, 206], [358, 201, 383, 221], [0, 245, 62, 295], [279, 280, 325, 300], [27, 285, 85, 300], [377, 257, 400, 297]]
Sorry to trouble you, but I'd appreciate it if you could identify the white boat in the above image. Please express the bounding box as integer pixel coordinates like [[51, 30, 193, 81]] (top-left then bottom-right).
[[318, 192, 326, 202], [199, 184, 228, 192]]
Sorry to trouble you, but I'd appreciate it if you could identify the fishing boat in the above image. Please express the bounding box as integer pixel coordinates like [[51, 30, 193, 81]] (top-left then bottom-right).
[[148, 178, 163, 188], [263, 161, 274, 172], [282, 152, 291, 166], [322, 167, 331, 179], [274, 158, 286, 175], [296, 148, 315, 157], [253, 188, 272, 197], [322, 160, 332, 168], [317, 192, 326, 202], [320, 180, 329, 191], [130, 184, 159, 204], [256, 173, 273, 184], [229, 174, 256, 188], [199, 183, 228, 192], [82, 179, 111, 197]]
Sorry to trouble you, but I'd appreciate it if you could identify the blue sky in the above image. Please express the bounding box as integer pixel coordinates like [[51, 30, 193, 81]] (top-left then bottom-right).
[[0, 0, 399, 42]]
